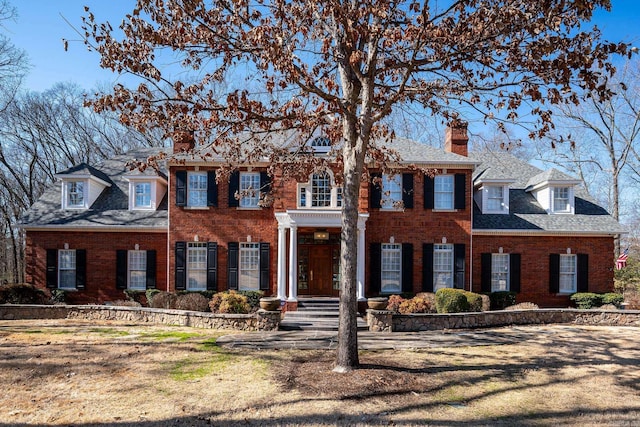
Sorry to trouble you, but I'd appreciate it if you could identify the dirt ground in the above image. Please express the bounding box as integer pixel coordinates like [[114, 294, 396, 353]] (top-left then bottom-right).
[[1, 319, 640, 426]]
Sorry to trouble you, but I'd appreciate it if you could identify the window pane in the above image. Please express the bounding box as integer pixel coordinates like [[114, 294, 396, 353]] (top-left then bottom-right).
[[240, 243, 260, 290], [487, 186, 504, 211], [67, 181, 84, 207], [559, 255, 576, 292], [128, 250, 147, 290], [59, 250, 76, 289], [188, 173, 207, 207], [311, 172, 331, 207], [491, 254, 509, 291], [553, 187, 570, 212], [187, 242, 207, 290], [135, 182, 152, 207], [434, 176, 454, 209], [240, 172, 260, 208], [433, 244, 453, 290], [381, 244, 401, 293], [381, 175, 402, 208]]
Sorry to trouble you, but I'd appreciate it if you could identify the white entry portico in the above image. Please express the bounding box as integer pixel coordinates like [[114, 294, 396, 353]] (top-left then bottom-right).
[[275, 210, 369, 302]]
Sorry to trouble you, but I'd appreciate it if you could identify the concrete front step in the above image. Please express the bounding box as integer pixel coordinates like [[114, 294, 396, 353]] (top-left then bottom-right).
[[281, 298, 367, 331], [279, 318, 368, 331], [285, 310, 343, 318]]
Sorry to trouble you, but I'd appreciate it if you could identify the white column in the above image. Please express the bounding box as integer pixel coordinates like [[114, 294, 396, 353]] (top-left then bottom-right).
[[357, 222, 366, 300], [276, 225, 287, 300], [287, 225, 298, 301]]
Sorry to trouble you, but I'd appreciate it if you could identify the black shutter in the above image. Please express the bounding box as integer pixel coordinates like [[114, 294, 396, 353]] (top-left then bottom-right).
[[227, 242, 239, 290], [370, 172, 382, 209], [206, 242, 218, 291], [260, 171, 271, 197], [75, 249, 87, 290], [46, 249, 58, 289], [424, 177, 434, 209], [402, 173, 414, 209], [422, 243, 434, 292], [510, 253, 521, 293], [549, 254, 560, 293], [116, 250, 128, 290], [207, 171, 218, 207], [454, 244, 465, 289], [577, 254, 589, 292], [369, 243, 381, 294], [259, 242, 270, 291], [454, 173, 466, 209], [175, 241, 186, 291], [228, 171, 239, 207], [176, 170, 187, 207], [146, 250, 157, 289], [481, 253, 492, 293], [401, 243, 413, 293]]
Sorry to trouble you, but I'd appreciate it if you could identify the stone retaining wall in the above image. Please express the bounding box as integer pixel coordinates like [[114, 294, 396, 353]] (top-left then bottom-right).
[[368, 309, 640, 332], [0, 305, 281, 331]]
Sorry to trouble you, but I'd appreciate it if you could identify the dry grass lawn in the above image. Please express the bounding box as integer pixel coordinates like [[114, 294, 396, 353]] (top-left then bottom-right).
[[1, 319, 639, 426]]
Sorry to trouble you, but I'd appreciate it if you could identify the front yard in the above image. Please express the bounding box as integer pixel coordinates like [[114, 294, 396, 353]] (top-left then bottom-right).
[[1, 319, 639, 425]]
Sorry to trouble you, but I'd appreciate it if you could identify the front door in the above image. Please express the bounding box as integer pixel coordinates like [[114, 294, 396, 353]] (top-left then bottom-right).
[[298, 243, 340, 296]]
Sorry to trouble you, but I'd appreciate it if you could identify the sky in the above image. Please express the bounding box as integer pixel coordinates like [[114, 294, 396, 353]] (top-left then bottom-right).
[[3, 0, 640, 93]]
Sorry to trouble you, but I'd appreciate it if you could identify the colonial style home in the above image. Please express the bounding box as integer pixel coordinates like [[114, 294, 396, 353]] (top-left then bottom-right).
[[21, 125, 623, 308]]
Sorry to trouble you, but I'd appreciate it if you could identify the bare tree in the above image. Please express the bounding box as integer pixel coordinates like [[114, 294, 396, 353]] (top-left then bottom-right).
[[536, 59, 640, 255], [0, 0, 27, 112], [83, 0, 629, 371]]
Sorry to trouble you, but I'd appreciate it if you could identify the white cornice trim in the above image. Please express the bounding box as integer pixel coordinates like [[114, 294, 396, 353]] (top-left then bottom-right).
[[472, 229, 624, 237], [21, 225, 167, 233]]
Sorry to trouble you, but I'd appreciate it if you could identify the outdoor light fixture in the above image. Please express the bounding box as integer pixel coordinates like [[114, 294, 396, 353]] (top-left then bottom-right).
[[314, 230, 329, 240]]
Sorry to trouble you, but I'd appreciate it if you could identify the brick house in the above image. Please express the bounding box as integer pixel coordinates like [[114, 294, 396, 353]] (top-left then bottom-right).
[[21, 125, 623, 307]]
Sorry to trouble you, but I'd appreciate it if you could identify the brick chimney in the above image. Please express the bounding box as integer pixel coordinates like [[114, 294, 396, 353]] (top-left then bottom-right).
[[444, 121, 469, 157], [173, 130, 195, 153]]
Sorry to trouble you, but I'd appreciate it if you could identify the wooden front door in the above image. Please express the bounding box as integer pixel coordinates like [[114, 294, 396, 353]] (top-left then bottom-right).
[[298, 244, 340, 296]]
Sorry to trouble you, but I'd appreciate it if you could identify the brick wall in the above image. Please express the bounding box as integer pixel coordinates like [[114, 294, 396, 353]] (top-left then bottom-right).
[[25, 231, 167, 304], [472, 235, 614, 307]]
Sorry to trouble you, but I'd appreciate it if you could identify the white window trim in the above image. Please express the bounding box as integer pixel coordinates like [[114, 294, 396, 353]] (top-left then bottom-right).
[[127, 250, 147, 290], [187, 171, 208, 208], [239, 242, 260, 290], [559, 254, 577, 294], [58, 249, 77, 290], [433, 244, 454, 291], [483, 185, 509, 214], [380, 243, 402, 293], [186, 242, 207, 291], [380, 174, 403, 211], [297, 171, 342, 209], [491, 253, 510, 292], [239, 171, 261, 209], [434, 175, 454, 211], [551, 186, 574, 214], [62, 180, 88, 209]]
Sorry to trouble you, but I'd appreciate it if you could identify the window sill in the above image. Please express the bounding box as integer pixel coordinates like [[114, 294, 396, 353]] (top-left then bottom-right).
[[58, 288, 77, 292], [432, 209, 457, 213], [183, 206, 210, 210], [483, 210, 509, 215], [237, 207, 262, 211]]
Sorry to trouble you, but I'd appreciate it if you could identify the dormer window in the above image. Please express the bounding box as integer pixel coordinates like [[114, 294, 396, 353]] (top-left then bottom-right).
[[125, 176, 168, 211], [298, 171, 342, 209], [475, 183, 511, 214], [552, 187, 571, 213], [66, 181, 85, 208], [525, 169, 579, 215], [134, 182, 152, 208]]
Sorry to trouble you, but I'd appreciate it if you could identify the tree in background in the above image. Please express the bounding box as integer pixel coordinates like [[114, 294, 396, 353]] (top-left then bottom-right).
[[0, 0, 26, 112], [83, 0, 629, 371]]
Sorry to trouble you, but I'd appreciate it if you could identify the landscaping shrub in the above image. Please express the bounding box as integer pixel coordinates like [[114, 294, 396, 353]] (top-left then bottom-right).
[[111, 300, 142, 307], [123, 289, 146, 305], [480, 294, 491, 312], [570, 292, 603, 309], [0, 284, 48, 304], [463, 291, 484, 312], [386, 294, 406, 312], [175, 292, 210, 312], [435, 288, 470, 313], [398, 296, 436, 314], [145, 289, 161, 307], [237, 290, 264, 312], [50, 289, 67, 304], [602, 293, 624, 307], [415, 292, 437, 311], [488, 291, 517, 310], [150, 291, 178, 309], [209, 290, 250, 314], [505, 302, 539, 311]]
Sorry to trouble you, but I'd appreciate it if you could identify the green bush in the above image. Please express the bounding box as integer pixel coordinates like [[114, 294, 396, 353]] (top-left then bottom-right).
[[570, 292, 603, 309], [435, 288, 470, 313], [175, 292, 210, 312], [602, 293, 624, 307], [386, 294, 406, 312], [0, 284, 48, 304], [463, 291, 484, 312], [50, 289, 67, 304], [209, 290, 250, 314], [150, 291, 178, 309], [146, 289, 161, 307], [237, 290, 264, 312], [488, 291, 517, 310]]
